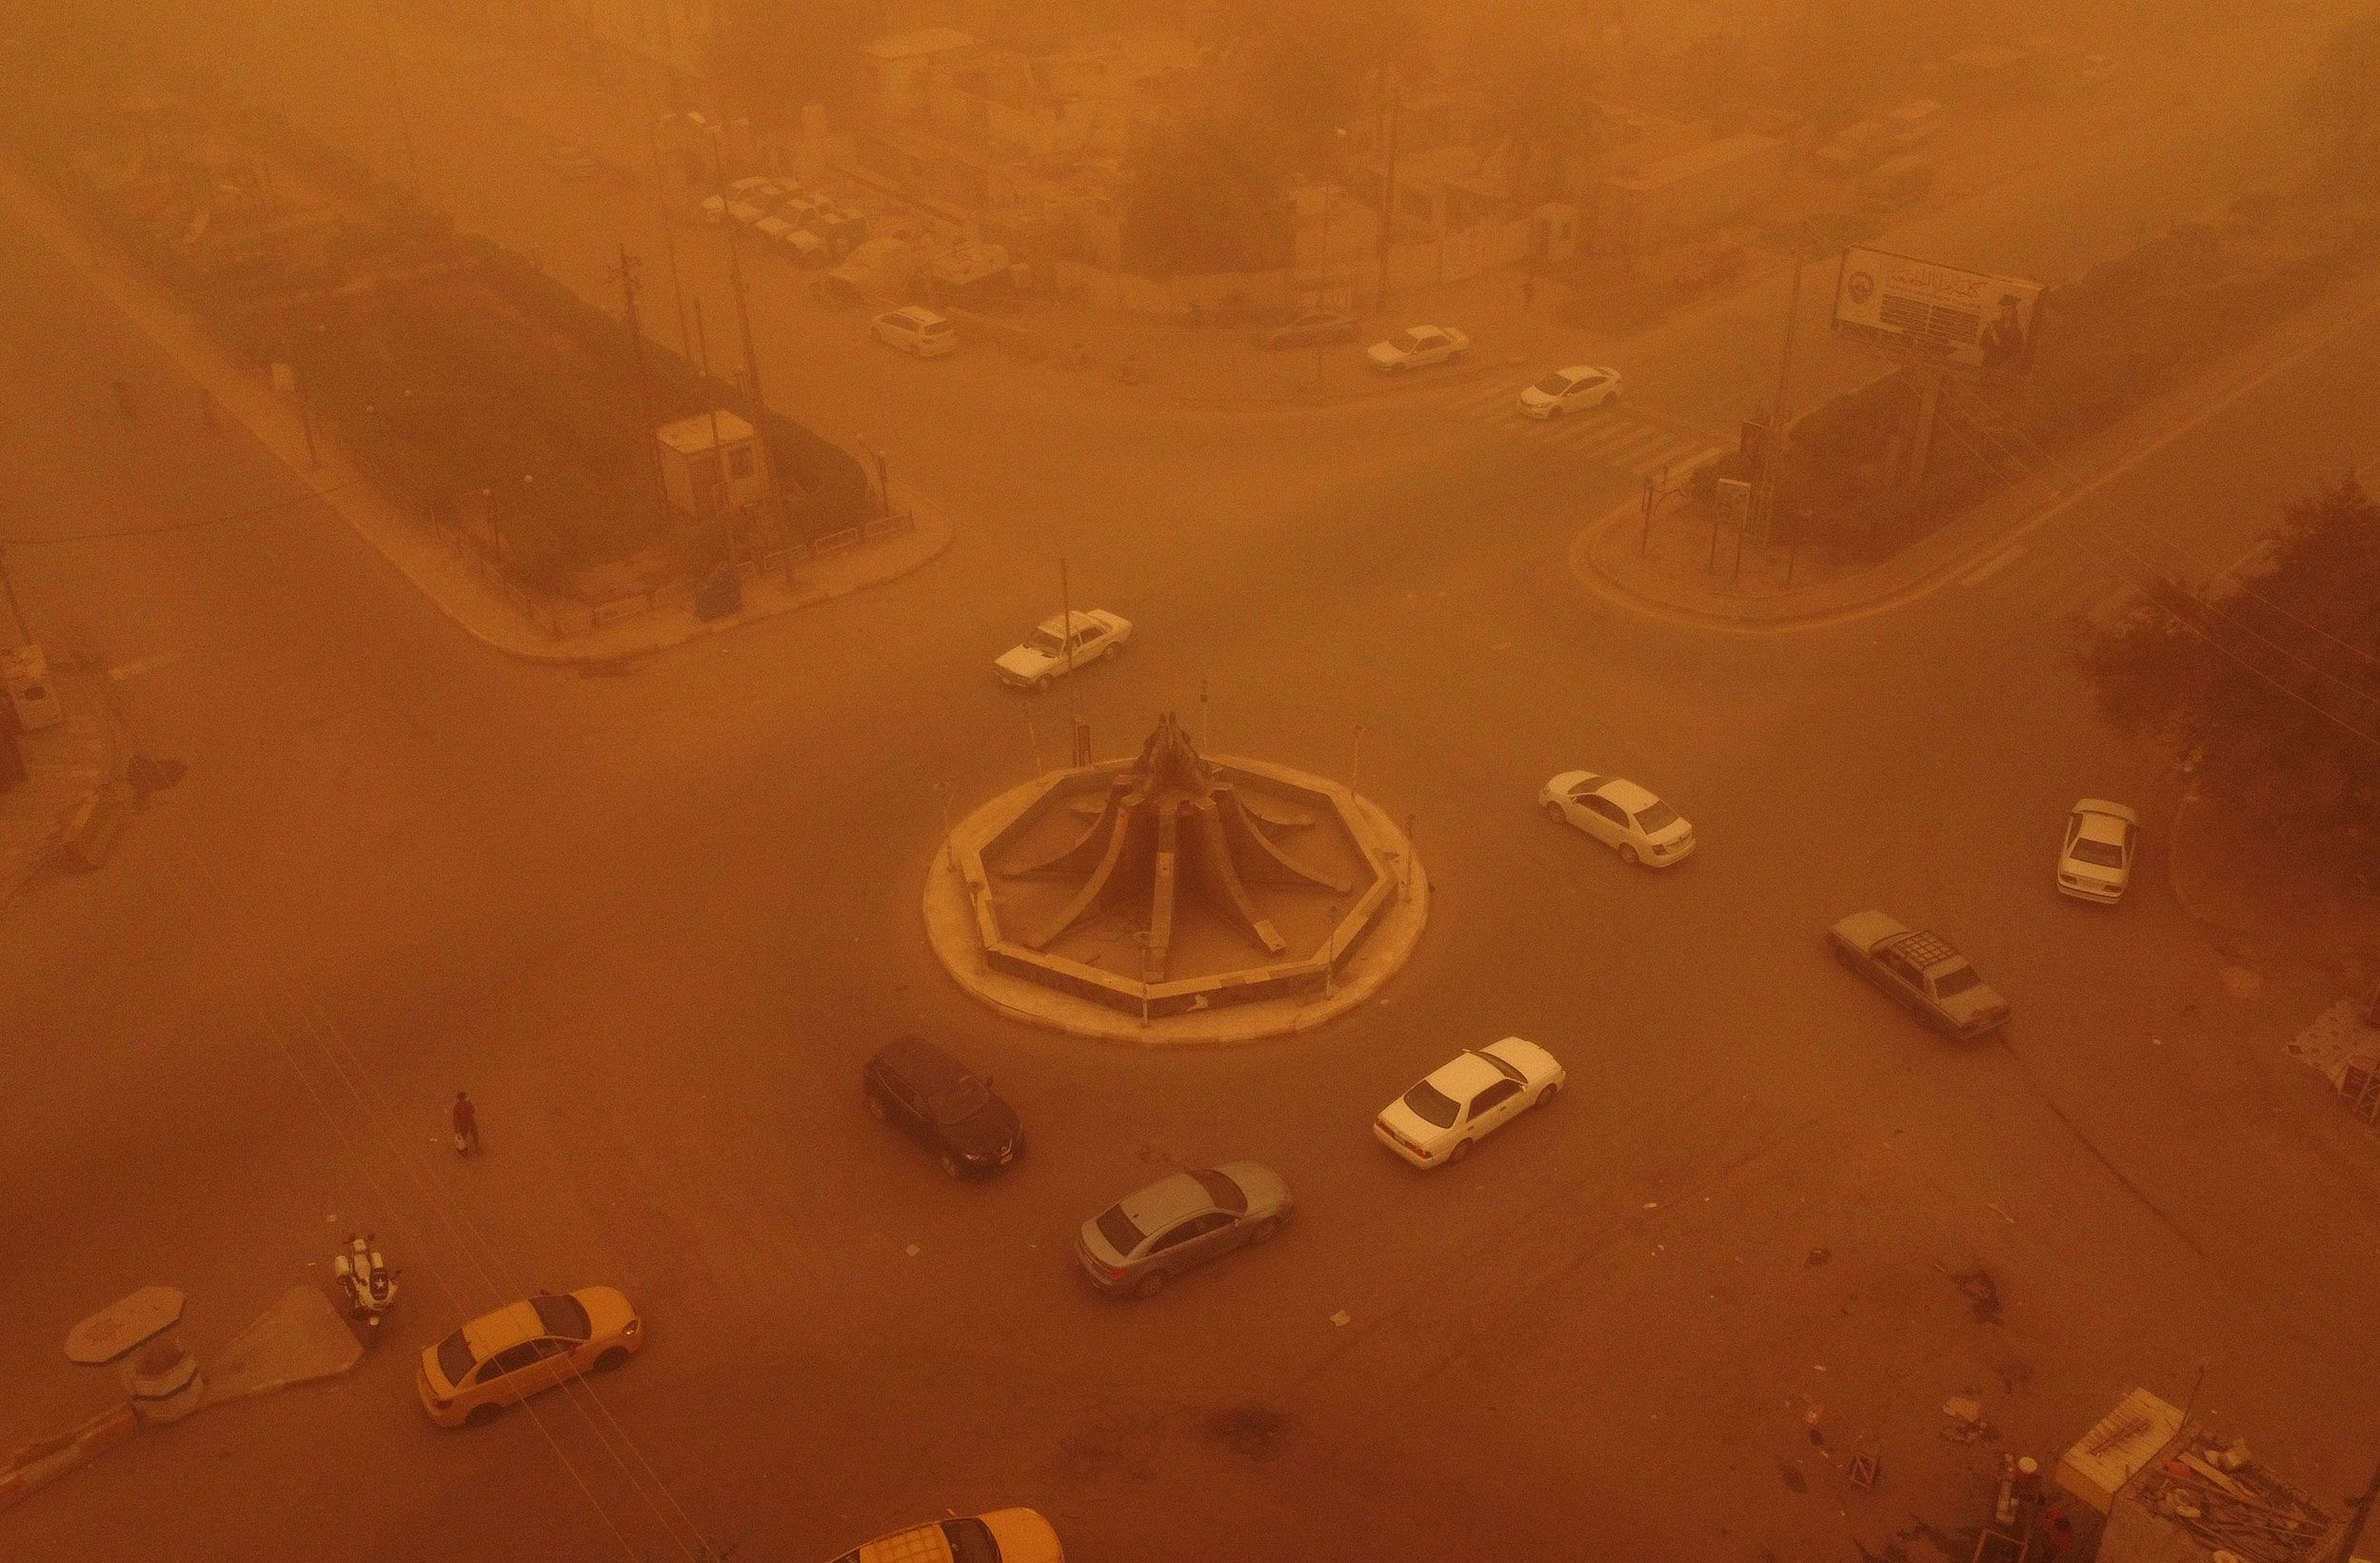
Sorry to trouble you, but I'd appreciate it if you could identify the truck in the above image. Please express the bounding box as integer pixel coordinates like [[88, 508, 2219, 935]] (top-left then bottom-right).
[[1826, 910, 2011, 1037]]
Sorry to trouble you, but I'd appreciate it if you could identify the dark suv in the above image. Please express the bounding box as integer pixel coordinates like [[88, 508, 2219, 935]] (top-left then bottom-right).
[[863, 1037, 1022, 1178]]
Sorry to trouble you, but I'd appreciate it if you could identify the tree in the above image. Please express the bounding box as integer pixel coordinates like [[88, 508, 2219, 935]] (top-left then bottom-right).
[[1118, 113, 1296, 275], [713, 0, 867, 128], [2295, 15, 2380, 182], [1200, 0, 1426, 172], [2081, 478, 2380, 875]]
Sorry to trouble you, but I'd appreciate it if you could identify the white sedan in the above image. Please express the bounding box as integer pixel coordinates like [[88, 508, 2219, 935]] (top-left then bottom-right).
[[2057, 799, 2138, 902], [1366, 325, 1470, 372], [994, 609, 1131, 690], [1540, 771, 1696, 866], [1374, 1038, 1564, 1169], [1519, 365, 1621, 418]]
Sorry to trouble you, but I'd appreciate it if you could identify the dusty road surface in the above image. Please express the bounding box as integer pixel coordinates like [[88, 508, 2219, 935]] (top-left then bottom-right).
[[5, 10, 2379, 1563]]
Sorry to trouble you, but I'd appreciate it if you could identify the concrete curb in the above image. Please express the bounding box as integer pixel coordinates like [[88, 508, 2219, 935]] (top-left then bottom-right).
[[0, 166, 953, 670], [0, 1403, 140, 1514]]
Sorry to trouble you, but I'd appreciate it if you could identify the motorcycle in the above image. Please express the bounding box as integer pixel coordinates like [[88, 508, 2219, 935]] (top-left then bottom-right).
[[332, 1234, 397, 1335]]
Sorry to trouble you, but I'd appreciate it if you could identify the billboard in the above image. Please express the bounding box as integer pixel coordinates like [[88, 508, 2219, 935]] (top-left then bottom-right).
[[1834, 247, 2040, 374]]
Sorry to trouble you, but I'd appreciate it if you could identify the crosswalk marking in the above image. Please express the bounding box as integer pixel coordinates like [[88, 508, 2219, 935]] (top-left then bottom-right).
[[1436, 380, 1722, 477]]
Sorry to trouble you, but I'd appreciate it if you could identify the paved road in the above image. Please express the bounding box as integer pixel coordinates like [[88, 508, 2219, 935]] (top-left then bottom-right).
[[6, 12, 2380, 1563]]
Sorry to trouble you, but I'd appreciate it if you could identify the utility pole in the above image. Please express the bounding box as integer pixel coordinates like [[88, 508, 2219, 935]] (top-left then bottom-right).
[[1375, 77, 1400, 311], [2334, 1453, 2380, 1563], [0, 543, 30, 648], [1059, 555, 1076, 699], [612, 246, 667, 525], [1757, 248, 1807, 549], [639, 92, 693, 356], [690, 297, 736, 579], [704, 133, 780, 517]]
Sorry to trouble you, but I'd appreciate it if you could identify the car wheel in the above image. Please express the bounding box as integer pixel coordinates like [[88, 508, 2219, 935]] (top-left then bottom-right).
[[464, 1404, 501, 1428], [1617, 843, 1639, 865], [1033, 673, 1052, 692], [940, 1151, 963, 1179], [1101, 642, 1119, 661], [1603, 389, 1620, 407], [1246, 1217, 1280, 1245], [1543, 800, 1567, 824], [1448, 1138, 1472, 1164], [1537, 1082, 1559, 1108], [593, 1348, 629, 1374], [1832, 942, 1855, 969], [1133, 1270, 1166, 1299], [1390, 360, 1408, 373], [864, 1090, 886, 1121]]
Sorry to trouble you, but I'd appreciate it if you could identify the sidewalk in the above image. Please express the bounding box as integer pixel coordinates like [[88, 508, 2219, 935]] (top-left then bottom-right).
[[0, 654, 120, 911], [0, 169, 952, 669], [1574, 256, 2380, 631]]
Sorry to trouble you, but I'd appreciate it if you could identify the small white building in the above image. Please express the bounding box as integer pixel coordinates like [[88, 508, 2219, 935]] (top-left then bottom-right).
[[655, 411, 765, 520]]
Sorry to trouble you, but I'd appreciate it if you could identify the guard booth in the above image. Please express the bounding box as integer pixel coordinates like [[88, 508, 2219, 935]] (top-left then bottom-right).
[[655, 411, 768, 522]]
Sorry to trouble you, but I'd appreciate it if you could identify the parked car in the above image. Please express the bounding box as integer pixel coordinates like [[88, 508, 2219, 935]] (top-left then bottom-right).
[[1674, 244, 1747, 292], [1366, 325, 1470, 372], [1827, 911, 2011, 1038], [1373, 1038, 1563, 1169], [1538, 771, 1696, 866], [1075, 1163, 1291, 1297], [871, 306, 958, 358], [994, 609, 1130, 690], [1815, 119, 1890, 176], [1518, 365, 1622, 418], [1261, 309, 1359, 349], [2057, 799, 2138, 903], [543, 143, 599, 179], [780, 227, 832, 265], [1859, 154, 1934, 210], [863, 1036, 1021, 1178], [827, 1509, 1063, 1563], [416, 1286, 643, 1428]]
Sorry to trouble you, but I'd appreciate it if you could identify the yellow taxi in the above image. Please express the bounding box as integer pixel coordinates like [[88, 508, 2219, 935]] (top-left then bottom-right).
[[416, 1285, 643, 1428], [829, 1509, 1062, 1563]]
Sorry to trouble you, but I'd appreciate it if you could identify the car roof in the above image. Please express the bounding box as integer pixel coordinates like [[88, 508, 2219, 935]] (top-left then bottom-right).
[[1555, 365, 1612, 380], [1424, 1051, 1505, 1099], [886, 306, 947, 326], [1591, 777, 1660, 812], [461, 1299, 545, 1358], [1119, 1171, 1218, 1231], [871, 1035, 971, 1093]]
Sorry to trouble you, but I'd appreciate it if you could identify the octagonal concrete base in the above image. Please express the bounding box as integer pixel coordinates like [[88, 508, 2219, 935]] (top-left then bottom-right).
[[924, 758, 1428, 1044]]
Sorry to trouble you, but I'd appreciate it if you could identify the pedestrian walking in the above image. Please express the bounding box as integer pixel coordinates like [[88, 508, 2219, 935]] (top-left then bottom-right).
[[451, 1091, 481, 1155], [110, 377, 138, 420]]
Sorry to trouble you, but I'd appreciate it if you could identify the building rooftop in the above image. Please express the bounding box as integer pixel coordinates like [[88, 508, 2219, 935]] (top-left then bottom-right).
[[655, 410, 755, 453]]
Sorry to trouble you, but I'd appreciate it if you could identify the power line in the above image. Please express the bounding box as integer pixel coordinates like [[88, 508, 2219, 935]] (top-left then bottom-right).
[[1926, 409, 2380, 756], [0, 480, 360, 544], [1944, 385, 2380, 678]]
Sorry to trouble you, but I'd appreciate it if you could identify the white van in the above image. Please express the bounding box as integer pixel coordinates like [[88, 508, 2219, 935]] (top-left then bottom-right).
[[870, 307, 957, 358]]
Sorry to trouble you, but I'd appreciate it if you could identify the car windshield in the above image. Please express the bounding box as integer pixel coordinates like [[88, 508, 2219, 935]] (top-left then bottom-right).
[[1633, 801, 1679, 832], [927, 1077, 990, 1124], [1533, 372, 1575, 394], [1190, 1167, 1249, 1213], [435, 1329, 476, 1386], [1934, 966, 1982, 998], [1401, 1079, 1460, 1128], [942, 1519, 1000, 1563], [1024, 628, 1065, 656], [530, 1294, 591, 1340], [2070, 839, 2125, 867], [1478, 1049, 1526, 1084], [1390, 330, 1424, 351], [1095, 1203, 1143, 1255]]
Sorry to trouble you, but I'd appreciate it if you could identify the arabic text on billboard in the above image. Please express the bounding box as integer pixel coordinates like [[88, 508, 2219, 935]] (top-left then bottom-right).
[[1834, 247, 2040, 373]]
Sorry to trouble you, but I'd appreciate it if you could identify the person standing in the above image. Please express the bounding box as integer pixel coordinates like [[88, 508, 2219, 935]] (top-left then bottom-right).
[[451, 1091, 481, 1155]]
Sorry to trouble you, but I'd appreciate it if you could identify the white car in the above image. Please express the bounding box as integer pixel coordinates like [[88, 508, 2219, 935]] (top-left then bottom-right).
[[724, 199, 769, 227], [2057, 799, 2138, 902], [1374, 1038, 1564, 1169], [1366, 325, 1470, 372], [1519, 365, 1621, 418], [994, 609, 1130, 690], [1539, 771, 1696, 866], [872, 307, 957, 358]]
